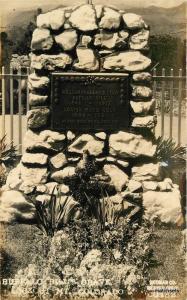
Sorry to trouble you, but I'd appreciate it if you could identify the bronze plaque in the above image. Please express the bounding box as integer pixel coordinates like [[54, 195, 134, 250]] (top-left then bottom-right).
[[51, 73, 129, 131]]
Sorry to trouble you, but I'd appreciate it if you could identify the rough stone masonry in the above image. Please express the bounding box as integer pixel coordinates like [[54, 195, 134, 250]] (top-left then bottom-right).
[[2, 4, 181, 224]]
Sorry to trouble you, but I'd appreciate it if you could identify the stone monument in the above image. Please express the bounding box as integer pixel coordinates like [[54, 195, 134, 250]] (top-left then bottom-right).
[[4, 3, 181, 224]]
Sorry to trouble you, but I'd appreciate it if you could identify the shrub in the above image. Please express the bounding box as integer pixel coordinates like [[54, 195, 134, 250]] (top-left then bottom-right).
[[11, 220, 155, 299], [154, 136, 186, 165]]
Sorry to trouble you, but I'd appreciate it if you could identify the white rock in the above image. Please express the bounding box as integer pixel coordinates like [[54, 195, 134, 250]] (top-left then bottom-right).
[[103, 51, 151, 72], [0, 191, 35, 223], [24, 130, 66, 152], [132, 115, 157, 129], [68, 157, 80, 163], [74, 48, 99, 71], [67, 131, 75, 140], [51, 167, 76, 183], [59, 184, 70, 194], [96, 157, 106, 163], [158, 181, 172, 191], [142, 181, 158, 191], [19, 183, 35, 194], [29, 94, 48, 106], [143, 189, 181, 224], [55, 30, 78, 51], [31, 28, 53, 51], [68, 134, 104, 156], [27, 108, 50, 129], [117, 160, 129, 168], [50, 152, 67, 169], [28, 73, 49, 91], [123, 13, 146, 29], [69, 5, 97, 31], [164, 178, 173, 185], [45, 182, 58, 194], [80, 35, 92, 47], [127, 180, 142, 192], [130, 29, 149, 50], [22, 153, 48, 166], [6, 164, 22, 190], [36, 194, 51, 203], [106, 156, 116, 162], [94, 31, 127, 49], [133, 72, 152, 82], [37, 9, 65, 30], [132, 85, 152, 98], [132, 163, 162, 181], [95, 132, 106, 140], [99, 7, 121, 29], [103, 164, 128, 192], [31, 53, 72, 71], [95, 5, 103, 19], [109, 131, 156, 158], [20, 164, 48, 185], [36, 184, 47, 193], [130, 99, 155, 114]]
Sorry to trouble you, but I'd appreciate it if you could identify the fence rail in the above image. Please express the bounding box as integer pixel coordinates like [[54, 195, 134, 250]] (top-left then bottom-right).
[[0, 66, 186, 154]]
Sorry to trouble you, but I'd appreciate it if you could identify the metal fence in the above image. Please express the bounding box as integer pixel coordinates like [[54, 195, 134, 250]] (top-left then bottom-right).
[[0, 66, 186, 154], [0, 66, 29, 154], [153, 68, 186, 145]]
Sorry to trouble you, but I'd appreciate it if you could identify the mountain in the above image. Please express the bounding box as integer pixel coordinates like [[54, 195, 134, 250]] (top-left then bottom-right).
[[3, 2, 187, 39]]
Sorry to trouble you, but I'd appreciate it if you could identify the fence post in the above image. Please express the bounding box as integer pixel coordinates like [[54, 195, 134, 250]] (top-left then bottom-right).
[[169, 68, 174, 139], [18, 67, 22, 154], [26, 67, 30, 113], [178, 69, 183, 145], [10, 66, 14, 143], [161, 68, 165, 137], [1, 66, 6, 138]]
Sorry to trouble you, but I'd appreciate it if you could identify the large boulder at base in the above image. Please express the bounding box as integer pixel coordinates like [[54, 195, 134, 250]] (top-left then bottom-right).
[[132, 163, 162, 181], [109, 131, 156, 158], [0, 190, 35, 224], [31, 53, 72, 71], [28, 73, 49, 92], [123, 13, 147, 29], [51, 167, 76, 183], [69, 5, 98, 31], [74, 48, 99, 71], [68, 134, 104, 156], [27, 108, 50, 129], [103, 164, 129, 192], [24, 130, 66, 152], [31, 28, 53, 51], [99, 7, 121, 29], [54, 29, 78, 51], [143, 188, 181, 224], [103, 51, 151, 72], [37, 9, 65, 30]]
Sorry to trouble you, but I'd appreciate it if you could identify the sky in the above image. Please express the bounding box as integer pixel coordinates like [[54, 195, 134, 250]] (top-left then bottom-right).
[[0, 0, 186, 13]]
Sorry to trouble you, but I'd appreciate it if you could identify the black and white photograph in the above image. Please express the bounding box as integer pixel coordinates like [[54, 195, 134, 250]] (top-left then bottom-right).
[[0, 0, 186, 299]]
